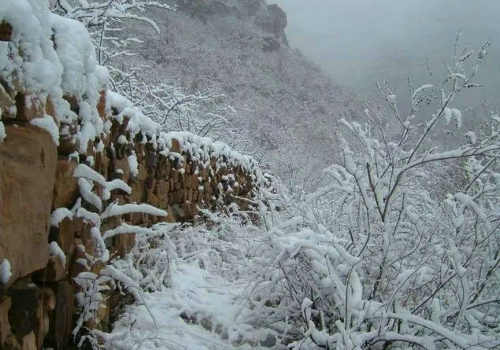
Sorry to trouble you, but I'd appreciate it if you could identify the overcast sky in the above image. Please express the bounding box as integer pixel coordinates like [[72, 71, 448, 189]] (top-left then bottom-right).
[[270, 0, 500, 109]]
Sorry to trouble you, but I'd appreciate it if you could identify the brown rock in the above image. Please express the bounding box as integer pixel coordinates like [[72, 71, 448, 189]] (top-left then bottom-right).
[[45, 281, 74, 350], [15, 93, 44, 122], [170, 138, 181, 153], [58, 131, 78, 156], [45, 96, 56, 118], [97, 90, 106, 119], [32, 255, 65, 283], [21, 331, 36, 350], [0, 125, 57, 282], [63, 95, 79, 114], [52, 217, 76, 261], [70, 238, 87, 278], [7, 279, 40, 342], [3, 334, 21, 349], [111, 227, 135, 257], [0, 296, 12, 345], [52, 159, 79, 209], [0, 21, 12, 41], [35, 288, 55, 349]]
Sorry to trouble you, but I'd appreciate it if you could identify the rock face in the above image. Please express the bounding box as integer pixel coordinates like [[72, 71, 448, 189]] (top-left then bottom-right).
[[176, 0, 288, 45], [0, 125, 57, 286], [255, 4, 288, 45], [0, 3, 264, 349]]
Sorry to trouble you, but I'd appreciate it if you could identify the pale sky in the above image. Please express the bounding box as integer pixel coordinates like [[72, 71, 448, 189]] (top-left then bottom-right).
[[270, 0, 500, 106]]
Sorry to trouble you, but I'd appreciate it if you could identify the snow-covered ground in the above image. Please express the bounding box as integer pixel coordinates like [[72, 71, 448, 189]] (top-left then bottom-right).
[[98, 220, 277, 350], [109, 263, 256, 350]]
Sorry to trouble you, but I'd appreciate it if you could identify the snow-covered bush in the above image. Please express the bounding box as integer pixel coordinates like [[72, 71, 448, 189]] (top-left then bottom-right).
[[244, 41, 500, 349]]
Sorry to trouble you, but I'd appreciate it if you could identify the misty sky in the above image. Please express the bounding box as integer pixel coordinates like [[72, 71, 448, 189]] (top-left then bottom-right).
[[270, 0, 500, 109]]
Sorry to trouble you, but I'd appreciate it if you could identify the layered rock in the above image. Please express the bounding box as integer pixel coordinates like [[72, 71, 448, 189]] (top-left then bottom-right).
[[0, 1, 264, 349]]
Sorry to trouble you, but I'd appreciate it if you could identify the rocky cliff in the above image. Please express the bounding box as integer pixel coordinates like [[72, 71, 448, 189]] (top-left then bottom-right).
[[0, 1, 264, 349]]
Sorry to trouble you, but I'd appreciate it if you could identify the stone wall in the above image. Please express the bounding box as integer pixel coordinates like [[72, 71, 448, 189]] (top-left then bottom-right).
[[0, 5, 263, 349]]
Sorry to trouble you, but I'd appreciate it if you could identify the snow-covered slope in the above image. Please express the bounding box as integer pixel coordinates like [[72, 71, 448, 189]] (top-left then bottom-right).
[[111, 0, 366, 183]]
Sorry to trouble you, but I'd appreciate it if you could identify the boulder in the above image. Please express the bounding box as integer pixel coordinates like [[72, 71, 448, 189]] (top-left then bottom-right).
[[0, 125, 57, 284]]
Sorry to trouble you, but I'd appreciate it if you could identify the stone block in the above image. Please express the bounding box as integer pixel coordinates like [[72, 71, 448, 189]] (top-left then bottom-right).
[[0, 125, 57, 283], [52, 159, 79, 209]]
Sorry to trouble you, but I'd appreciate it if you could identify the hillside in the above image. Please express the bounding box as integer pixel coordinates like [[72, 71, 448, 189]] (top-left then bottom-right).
[[107, 0, 365, 183]]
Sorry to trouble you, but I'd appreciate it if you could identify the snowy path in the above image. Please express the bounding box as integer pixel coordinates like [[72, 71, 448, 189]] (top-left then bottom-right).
[[108, 260, 268, 350]]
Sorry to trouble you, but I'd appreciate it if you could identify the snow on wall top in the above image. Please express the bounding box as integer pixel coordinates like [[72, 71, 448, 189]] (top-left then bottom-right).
[[0, 0, 265, 188], [107, 90, 264, 184]]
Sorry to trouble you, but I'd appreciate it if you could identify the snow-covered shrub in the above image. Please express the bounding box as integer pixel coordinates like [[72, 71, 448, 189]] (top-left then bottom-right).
[[244, 41, 500, 349]]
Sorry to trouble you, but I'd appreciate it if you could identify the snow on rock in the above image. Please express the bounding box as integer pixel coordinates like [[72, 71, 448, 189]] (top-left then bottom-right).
[[78, 178, 102, 212], [76, 207, 101, 227], [0, 0, 108, 151], [49, 14, 105, 102], [105, 90, 265, 187], [0, 259, 11, 285], [73, 163, 106, 186], [103, 179, 132, 201], [50, 207, 73, 227], [103, 223, 156, 240], [49, 241, 66, 267], [91, 227, 109, 263], [30, 115, 60, 145], [0, 0, 63, 96], [157, 131, 264, 185], [128, 152, 139, 177], [101, 203, 167, 220]]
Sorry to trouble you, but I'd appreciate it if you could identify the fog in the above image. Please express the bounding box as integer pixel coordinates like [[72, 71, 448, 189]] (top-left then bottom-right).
[[271, 0, 500, 111]]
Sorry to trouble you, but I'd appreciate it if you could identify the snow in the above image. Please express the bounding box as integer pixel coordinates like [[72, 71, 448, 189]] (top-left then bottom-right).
[[157, 132, 264, 184], [30, 115, 60, 146], [0, 121, 5, 143], [78, 178, 103, 212], [412, 84, 434, 99], [50, 207, 73, 227], [73, 163, 106, 186], [91, 227, 109, 262], [0, 259, 11, 285], [105, 261, 259, 350], [49, 14, 103, 99], [444, 107, 462, 128], [103, 179, 132, 200], [49, 241, 66, 267], [117, 135, 128, 144], [101, 202, 167, 219], [0, 0, 63, 95], [128, 152, 139, 177], [103, 223, 156, 240], [76, 207, 101, 227]]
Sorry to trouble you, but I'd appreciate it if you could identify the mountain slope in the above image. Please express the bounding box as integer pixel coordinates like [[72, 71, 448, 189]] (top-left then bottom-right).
[[117, 0, 365, 183]]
